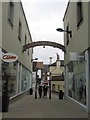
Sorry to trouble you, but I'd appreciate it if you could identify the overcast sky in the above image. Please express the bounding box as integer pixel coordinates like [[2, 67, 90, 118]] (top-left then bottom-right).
[[21, 0, 68, 64]]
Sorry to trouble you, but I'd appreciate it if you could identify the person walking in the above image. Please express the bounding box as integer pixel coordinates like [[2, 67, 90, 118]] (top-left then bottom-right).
[[43, 85, 48, 98], [38, 85, 42, 98]]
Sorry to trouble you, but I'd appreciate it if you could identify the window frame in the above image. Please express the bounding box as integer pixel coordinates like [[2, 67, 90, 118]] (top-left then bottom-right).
[[8, 1, 14, 27], [77, 1, 83, 27], [66, 25, 69, 46], [27, 43, 29, 55], [25, 35, 27, 45], [18, 20, 22, 41]]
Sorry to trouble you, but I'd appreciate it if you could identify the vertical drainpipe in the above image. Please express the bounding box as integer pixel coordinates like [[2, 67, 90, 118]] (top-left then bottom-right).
[[20, 64, 22, 92], [16, 62, 19, 94], [64, 65, 68, 97]]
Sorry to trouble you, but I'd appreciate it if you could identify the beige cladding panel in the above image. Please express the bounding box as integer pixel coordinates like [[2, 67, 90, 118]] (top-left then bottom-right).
[[0, 2, 2, 48], [88, 2, 90, 47], [2, 2, 32, 71], [64, 2, 89, 65]]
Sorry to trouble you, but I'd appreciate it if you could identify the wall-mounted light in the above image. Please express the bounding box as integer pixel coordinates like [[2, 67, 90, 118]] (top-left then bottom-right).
[[31, 58, 38, 62], [56, 28, 72, 38]]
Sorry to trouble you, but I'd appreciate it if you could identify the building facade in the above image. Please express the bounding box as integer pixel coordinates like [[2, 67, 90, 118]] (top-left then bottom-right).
[[1, 1, 33, 99], [49, 56, 64, 93], [63, 2, 90, 114], [42, 64, 49, 81]]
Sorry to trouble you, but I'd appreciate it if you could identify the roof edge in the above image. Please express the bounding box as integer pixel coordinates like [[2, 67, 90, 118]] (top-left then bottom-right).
[[20, 1, 32, 42], [63, 1, 70, 21]]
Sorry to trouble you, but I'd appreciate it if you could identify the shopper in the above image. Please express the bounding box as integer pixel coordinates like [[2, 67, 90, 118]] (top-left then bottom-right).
[[43, 85, 48, 98], [38, 85, 42, 98]]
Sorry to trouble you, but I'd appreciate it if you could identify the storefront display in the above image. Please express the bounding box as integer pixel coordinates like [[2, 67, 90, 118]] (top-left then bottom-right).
[[2, 61, 17, 97], [21, 65, 31, 92], [66, 53, 86, 106], [2, 60, 32, 98]]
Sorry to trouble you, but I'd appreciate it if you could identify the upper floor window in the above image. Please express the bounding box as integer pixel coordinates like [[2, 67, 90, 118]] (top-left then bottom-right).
[[8, 0, 14, 27], [27, 43, 29, 55], [77, 1, 83, 27], [66, 25, 69, 45], [27, 49, 29, 55], [18, 21, 22, 41], [25, 35, 27, 45]]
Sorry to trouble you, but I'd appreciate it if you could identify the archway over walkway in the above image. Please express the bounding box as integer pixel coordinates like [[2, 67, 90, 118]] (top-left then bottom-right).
[[23, 41, 66, 52]]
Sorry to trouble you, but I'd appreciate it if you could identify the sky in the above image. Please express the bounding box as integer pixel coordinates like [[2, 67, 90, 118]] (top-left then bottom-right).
[[21, 0, 68, 64]]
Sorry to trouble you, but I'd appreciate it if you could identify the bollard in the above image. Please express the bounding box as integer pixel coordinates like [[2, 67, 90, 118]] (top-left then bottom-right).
[[2, 94, 9, 112], [35, 90, 37, 99]]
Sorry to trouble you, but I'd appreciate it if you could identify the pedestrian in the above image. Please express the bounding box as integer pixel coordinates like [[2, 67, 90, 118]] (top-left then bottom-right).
[[43, 85, 47, 98], [38, 85, 42, 98], [43, 85, 45, 98], [59, 90, 64, 99], [45, 85, 48, 97]]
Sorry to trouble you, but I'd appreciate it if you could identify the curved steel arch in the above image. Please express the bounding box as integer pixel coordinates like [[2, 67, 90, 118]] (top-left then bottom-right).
[[23, 41, 66, 52]]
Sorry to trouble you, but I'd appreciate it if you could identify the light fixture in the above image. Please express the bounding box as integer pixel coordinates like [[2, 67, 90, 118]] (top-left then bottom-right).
[[31, 58, 38, 62], [56, 28, 72, 38]]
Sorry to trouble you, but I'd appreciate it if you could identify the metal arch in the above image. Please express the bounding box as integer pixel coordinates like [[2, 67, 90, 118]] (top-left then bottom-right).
[[23, 41, 66, 52]]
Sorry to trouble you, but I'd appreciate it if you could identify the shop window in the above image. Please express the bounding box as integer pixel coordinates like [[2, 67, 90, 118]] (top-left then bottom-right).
[[18, 21, 22, 41], [68, 61, 73, 72], [66, 58, 86, 106], [77, 1, 83, 27], [8, 1, 14, 27], [21, 66, 31, 92], [2, 62, 17, 98]]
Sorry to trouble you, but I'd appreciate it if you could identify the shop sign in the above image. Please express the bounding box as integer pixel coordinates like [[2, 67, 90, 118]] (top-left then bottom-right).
[[70, 52, 85, 61], [2, 53, 18, 63]]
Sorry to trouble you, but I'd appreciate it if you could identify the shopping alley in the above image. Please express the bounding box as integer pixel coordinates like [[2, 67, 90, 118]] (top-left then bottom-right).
[[2, 93, 88, 118]]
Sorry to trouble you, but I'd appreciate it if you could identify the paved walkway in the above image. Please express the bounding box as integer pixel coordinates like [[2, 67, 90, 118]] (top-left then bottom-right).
[[2, 93, 88, 118]]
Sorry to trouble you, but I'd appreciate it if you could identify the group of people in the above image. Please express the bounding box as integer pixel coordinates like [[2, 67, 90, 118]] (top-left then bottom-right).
[[38, 84, 48, 98]]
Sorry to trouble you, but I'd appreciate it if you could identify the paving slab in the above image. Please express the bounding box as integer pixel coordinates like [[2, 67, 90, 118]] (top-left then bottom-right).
[[2, 93, 88, 118]]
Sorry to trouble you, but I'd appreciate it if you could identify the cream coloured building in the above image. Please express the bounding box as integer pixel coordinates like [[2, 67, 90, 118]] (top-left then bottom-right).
[[49, 56, 64, 93], [1, 1, 33, 99], [63, 2, 90, 114]]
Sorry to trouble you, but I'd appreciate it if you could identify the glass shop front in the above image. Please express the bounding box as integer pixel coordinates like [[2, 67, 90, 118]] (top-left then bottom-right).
[[2, 61, 32, 98], [65, 52, 86, 106]]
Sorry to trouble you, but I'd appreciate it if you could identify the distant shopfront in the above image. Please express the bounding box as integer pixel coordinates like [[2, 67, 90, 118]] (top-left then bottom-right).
[[2, 51, 32, 98]]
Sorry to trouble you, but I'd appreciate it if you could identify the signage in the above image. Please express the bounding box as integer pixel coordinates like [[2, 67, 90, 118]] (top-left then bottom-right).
[[70, 52, 85, 61], [41, 80, 49, 86], [2, 53, 18, 63]]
